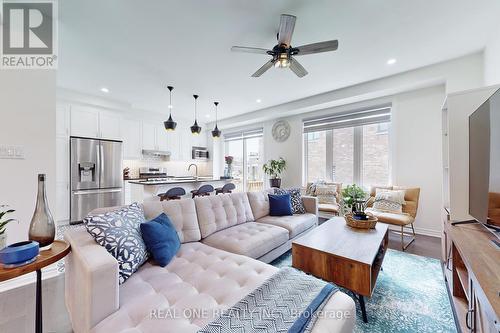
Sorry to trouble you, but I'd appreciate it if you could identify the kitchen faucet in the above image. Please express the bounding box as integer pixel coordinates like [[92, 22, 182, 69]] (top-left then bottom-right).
[[188, 163, 198, 179]]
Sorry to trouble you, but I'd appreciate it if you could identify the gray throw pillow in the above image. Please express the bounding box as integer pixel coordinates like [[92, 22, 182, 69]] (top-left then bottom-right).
[[274, 188, 306, 214], [84, 203, 149, 284]]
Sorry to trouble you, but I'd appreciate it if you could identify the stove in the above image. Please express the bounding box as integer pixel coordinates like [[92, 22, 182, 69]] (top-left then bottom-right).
[[139, 167, 168, 179]]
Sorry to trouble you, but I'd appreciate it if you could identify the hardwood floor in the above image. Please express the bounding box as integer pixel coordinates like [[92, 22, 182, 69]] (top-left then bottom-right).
[[387, 231, 441, 260]]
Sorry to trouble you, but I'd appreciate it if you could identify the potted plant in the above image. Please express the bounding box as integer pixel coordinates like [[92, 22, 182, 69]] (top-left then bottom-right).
[[341, 185, 369, 219], [0, 206, 17, 249], [262, 157, 286, 188]]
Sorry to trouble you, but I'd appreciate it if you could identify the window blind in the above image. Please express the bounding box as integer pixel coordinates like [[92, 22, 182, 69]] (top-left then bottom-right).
[[303, 105, 391, 133], [224, 128, 263, 141]]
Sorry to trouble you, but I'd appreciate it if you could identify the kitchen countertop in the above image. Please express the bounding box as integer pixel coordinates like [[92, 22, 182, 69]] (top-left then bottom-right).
[[129, 178, 231, 186]]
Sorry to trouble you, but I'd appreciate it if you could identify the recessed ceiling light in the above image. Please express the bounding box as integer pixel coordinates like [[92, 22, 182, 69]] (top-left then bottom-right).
[[387, 58, 396, 65], [100, 87, 109, 93], [256, 99, 262, 103], [205, 114, 211, 118]]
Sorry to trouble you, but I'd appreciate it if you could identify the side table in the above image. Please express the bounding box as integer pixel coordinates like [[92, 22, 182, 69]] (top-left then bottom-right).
[[0, 240, 71, 333]]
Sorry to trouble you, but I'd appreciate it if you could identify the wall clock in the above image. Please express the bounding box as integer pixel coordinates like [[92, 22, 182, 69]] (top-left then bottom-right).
[[272, 120, 291, 142]]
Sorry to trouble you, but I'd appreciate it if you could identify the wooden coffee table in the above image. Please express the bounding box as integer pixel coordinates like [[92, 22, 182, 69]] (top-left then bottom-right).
[[292, 217, 389, 323]]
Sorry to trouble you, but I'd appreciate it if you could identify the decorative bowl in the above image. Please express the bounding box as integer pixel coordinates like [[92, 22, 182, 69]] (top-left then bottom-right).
[[0, 241, 39, 265], [344, 212, 378, 229]]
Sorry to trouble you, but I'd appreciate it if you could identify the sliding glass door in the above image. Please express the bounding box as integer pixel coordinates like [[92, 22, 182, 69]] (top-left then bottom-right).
[[225, 130, 264, 192]]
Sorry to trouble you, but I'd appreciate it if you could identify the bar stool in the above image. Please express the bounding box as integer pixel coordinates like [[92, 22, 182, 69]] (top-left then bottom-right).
[[191, 184, 214, 198], [215, 183, 236, 195], [158, 187, 186, 201]]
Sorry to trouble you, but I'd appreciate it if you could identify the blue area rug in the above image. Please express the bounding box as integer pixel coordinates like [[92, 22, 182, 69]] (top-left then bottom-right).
[[270, 249, 457, 333]]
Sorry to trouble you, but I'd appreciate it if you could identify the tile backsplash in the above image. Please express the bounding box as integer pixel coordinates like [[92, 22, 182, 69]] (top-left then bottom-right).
[[124, 158, 212, 178]]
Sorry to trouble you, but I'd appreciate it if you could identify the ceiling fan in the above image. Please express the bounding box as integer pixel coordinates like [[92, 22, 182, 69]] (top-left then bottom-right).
[[231, 14, 339, 78]]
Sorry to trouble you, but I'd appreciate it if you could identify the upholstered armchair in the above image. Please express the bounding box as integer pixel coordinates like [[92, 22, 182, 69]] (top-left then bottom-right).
[[303, 182, 342, 217], [365, 186, 421, 251]]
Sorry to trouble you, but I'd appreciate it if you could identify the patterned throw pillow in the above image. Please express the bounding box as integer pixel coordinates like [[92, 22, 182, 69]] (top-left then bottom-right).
[[274, 188, 306, 214], [84, 203, 149, 284], [373, 189, 406, 213], [314, 184, 337, 205]]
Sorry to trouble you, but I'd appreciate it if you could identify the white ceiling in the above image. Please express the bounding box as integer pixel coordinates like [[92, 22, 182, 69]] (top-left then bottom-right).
[[58, 0, 500, 121]]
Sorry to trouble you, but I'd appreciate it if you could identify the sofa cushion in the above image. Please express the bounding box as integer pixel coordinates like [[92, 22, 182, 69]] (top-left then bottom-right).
[[140, 213, 181, 267], [256, 213, 317, 238], [268, 193, 293, 216], [195, 193, 254, 238], [143, 199, 201, 243], [91, 242, 277, 332], [201, 222, 289, 259], [84, 203, 149, 284], [318, 203, 340, 213], [247, 190, 272, 220], [366, 208, 414, 226], [274, 188, 306, 214]]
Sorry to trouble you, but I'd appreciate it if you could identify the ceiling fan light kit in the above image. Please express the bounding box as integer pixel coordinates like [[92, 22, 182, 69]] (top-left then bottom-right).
[[231, 14, 339, 78], [164, 85, 177, 131], [211, 101, 222, 138], [190, 94, 202, 135]]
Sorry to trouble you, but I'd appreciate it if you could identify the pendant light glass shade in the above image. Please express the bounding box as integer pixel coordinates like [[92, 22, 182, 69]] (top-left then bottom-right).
[[212, 101, 221, 138], [190, 94, 202, 135], [164, 86, 177, 131]]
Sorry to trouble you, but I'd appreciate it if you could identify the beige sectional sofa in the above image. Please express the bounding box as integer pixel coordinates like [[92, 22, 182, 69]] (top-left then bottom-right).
[[65, 191, 355, 333]]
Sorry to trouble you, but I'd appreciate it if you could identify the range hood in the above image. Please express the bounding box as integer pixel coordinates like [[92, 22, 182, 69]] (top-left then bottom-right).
[[141, 149, 171, 158]]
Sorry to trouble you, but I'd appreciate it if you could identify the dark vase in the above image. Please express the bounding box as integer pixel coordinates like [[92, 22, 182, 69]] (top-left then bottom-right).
[[269, 178, 282, 188], [28, 174, 55, 250]]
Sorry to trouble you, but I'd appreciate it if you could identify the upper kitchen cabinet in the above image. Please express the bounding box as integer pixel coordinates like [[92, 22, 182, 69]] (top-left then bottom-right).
[[156, 125, 169, 152], [99, 111, 122, 141], [165, 129, 179, 160], [122, 118, 142, 159], [70, 105, 99, 138], [70, 105, 122, 140], [56, 104, 70, 137], [142, 122, 157, 150]]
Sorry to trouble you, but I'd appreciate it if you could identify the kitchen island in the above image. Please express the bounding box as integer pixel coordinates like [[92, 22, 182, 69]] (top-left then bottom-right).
[[128, 177, 232, 203]]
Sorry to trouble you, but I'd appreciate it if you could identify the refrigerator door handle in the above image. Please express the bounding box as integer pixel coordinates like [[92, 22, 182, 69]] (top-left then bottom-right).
[[99, 143, 105, 186], [73, 189, 122, 195]]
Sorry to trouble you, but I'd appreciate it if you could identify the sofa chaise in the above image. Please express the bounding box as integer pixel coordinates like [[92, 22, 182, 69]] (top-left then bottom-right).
[[65, 191, 355, 333]]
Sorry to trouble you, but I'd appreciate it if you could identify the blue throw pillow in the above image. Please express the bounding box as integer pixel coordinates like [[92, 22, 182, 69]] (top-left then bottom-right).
[[140, 213, 180, 267], [268, 193, 293, 216]]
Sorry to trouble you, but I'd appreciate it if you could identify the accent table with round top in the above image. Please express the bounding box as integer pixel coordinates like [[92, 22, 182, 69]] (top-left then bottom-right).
[[0, 240, 71, 333]]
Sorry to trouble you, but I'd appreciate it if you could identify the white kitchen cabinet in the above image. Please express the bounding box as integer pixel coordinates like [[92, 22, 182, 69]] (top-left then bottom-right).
[[156, 125, 169, 151], [99, 111, 122, 140], [142, 122, 156, 150], [122, 118, 142, 159], [165, 130, 179, 160], [56, 137, 69, 183], [55, 182, 69, 223], [179, 130, 192, 160], [70, 106, 99, 138]]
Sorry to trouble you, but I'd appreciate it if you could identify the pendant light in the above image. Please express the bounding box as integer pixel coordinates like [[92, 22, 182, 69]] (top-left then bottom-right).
[[164, 85, 177, 131], [190, 94, 202, 135], [211, 101, 221, 138]]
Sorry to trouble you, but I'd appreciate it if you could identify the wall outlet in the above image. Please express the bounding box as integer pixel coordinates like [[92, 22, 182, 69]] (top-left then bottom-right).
[[0, 145, 25, 159]]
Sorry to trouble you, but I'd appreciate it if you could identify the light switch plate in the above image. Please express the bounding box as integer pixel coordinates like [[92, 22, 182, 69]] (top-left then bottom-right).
[[0, 145, 25, 159]]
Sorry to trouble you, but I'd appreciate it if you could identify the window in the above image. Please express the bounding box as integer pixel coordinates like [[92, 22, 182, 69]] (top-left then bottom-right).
[[224, 129, 264, 192], [303, 106, 391, 189]]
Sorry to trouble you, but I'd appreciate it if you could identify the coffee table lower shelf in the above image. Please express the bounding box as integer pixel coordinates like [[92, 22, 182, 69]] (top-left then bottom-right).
[[291, 217, 389, 323]]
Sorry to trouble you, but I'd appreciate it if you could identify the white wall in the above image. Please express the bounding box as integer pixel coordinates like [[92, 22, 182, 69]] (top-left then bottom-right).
[[0, 71, 56, 245], [391, 86, 446, 236], [484, 24, 500, 85]]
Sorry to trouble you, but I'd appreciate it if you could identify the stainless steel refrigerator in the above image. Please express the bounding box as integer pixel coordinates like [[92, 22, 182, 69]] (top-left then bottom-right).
[[70, 137, 123, 224]]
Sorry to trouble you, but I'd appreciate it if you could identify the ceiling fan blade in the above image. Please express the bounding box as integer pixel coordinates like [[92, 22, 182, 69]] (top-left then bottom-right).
[[289, 58, 308, 78], [231, 46, 270, 54], [278, 14, 296, 46], [295, 40, 339, 56], [251, 60, 275, 77]]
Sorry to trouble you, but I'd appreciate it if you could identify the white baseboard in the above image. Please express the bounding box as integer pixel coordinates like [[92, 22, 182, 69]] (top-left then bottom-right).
[[0, 264, 61, 293], [388, 225, 441, 238]]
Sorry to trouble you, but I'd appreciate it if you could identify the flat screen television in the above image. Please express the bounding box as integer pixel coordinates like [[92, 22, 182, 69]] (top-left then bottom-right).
[[469, 88, 500, 242]]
